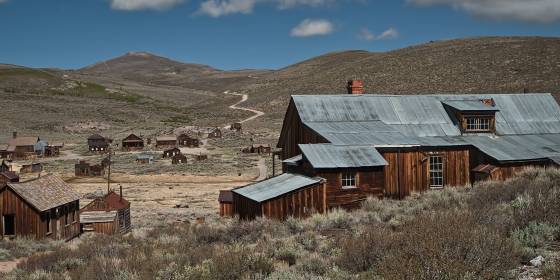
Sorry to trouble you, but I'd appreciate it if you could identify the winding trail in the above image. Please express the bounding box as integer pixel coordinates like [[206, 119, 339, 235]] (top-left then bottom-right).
[[223, 90, 265, 129]]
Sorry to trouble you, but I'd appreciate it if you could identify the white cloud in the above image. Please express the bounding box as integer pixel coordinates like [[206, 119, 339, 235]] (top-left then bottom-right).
[[0, 0, 8, 3], [110, 0, 185, 11], [358, 27, 399, 41], [290, 19, 334, 37], [197, 0, 258, 17], [409, 0, 560, 23], [277, 0, 333, 9]]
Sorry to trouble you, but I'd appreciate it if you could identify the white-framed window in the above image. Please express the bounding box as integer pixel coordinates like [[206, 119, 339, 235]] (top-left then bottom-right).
[[429, 155, 444, 188], [465, 117, 491, 132], [342, 172, 357, 189]]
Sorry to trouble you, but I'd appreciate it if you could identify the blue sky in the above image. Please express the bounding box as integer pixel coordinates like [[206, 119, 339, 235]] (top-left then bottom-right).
[[0, 0, 559, 70]]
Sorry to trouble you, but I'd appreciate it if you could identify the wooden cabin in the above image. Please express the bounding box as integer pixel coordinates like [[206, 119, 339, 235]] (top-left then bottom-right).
[[195, 154, 208, 161], [136, 154, 154, 164], [75, 160, 106, 177], [122, 134, 144, 151], [0, 175, 81, 240], [88, 134, 112, 153], [20, 163, 43, 174], [230, 122, 242, 131], [232, 173, 326, 220], [155, 135, 177, 149], [80, 189, 131, 235], [162, 147, 181, 158], [45, 142, 63, 157], [248, 144, 272, 155], [207, 128, 222, 139], [231, 89, 560, 219], [4, 132, 39, 160], [172, 154, 187, 164], [177, 133, 199, 148], [218, 190, 233, 217]]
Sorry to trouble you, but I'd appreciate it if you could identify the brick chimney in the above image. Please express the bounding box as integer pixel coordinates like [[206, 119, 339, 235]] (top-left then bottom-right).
[[12, 131, 17, 139], [347, 80, 365, 94]]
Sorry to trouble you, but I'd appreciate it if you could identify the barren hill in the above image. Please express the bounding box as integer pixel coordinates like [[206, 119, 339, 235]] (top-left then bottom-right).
[[240, 37, 560, 120]]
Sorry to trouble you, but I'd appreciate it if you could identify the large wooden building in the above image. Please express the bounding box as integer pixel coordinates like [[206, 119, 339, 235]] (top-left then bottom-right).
[[122, 134, 144, 151], [155, 136, 177, 149], [80, 189, 131, 235], [177, 133, 200, 148], [4, 133, 40, 160], [231, 85, 560, 219], [0, 175, 81, 240], [87, 134, 111, 152]]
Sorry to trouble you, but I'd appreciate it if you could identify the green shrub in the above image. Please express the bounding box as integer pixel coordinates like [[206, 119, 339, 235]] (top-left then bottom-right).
[[512, 222, 558, 249]]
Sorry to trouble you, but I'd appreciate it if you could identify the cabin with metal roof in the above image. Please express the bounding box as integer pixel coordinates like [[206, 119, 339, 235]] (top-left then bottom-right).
[[155, 135, 177, 149], [276, 90, 560, 204], [0, 174, 81, 240], [80, 188, 131, 235], [232, 173, 326, 220]]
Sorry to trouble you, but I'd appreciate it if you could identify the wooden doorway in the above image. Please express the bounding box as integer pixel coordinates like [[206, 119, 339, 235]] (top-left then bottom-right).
[[3, 214, 16, 236]]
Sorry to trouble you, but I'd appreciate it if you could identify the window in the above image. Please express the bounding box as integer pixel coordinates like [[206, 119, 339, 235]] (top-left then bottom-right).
[[342, 172, 357, 189], [465, 117, 491, 132], [429, 155, 444, 188], [46, 214, 51, 234]]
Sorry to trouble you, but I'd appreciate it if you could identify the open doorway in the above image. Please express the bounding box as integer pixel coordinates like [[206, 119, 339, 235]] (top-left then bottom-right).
[[3, 214, 15, 236]]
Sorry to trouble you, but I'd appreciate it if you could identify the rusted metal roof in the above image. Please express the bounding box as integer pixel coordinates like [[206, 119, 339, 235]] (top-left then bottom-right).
[[233, 173, 324, 202], [299, 144, 387, 168], [7, 174, 81, 212]]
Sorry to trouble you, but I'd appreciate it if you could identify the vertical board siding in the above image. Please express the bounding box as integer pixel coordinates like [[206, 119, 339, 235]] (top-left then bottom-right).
[[317, 168, 385, 209]]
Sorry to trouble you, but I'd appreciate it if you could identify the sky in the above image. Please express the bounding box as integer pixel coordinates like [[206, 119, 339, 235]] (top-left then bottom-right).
[[0, 0, 559, 70]]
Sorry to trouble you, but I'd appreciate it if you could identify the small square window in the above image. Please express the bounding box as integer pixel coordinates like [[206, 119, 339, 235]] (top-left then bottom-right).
[[342, 172, 357, 189]]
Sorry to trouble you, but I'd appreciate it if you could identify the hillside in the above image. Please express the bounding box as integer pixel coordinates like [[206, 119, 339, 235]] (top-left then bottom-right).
[[239, 37, 560, 121]]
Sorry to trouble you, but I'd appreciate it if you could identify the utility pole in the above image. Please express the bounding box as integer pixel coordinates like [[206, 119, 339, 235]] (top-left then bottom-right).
[[107, 147, 112, 194]]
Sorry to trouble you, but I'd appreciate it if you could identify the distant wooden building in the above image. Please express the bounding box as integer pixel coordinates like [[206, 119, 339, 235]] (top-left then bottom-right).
[[136, 154, 154, 164], [245, 144, 272, 155], [162, 147, 181, 158], [207, 128, 222, 139], [177, 133, 199, 148], [80, 189, 131, 235], [232, 173, 326, 220], [155, 136, 177, 149], [45, 142, 63, 157], [230, 123, 242, 131], [172, 154, 187, 165], [122, 134, 144, 151], [88, 134, 112, 152], [218, 190, 233, 217], [195, 154, 208, 161], [20, 163, 43, 174], [4, 132, 40, 160], [0, 175, 81, 240], [75, 160, 106, 177]]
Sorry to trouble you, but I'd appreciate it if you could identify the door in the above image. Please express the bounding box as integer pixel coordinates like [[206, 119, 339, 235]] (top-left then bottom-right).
[[3, 214, 15, 236]]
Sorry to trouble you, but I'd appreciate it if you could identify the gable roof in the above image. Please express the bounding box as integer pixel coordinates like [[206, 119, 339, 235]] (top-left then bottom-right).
[[156, 135, 177, 142], [299, 144, 387, 168], [88, 134, 106, 140], [233, 173, 324, 202], [6, 175, 81, 212], [123, 134, 143, 142], [8, 136, 39, 147]]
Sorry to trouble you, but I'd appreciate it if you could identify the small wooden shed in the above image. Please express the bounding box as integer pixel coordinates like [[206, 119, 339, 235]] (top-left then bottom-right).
[[122, 134, 144, 151], [75, 160, 106, 177], [232, 173, 326, 220], [177, 133, 199, 148], [1, 175, 81, 240], [230, 123, 242, 131], [80, 189, 131, 235], [218, 190, 233, 217], [163, 147, 181, 158], [207, 128, 222, 139], [155, 135, 177, 149], [172, 154, 187, 165]]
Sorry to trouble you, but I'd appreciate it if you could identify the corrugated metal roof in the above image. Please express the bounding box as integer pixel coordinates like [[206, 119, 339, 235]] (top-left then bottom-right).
[[442, 100, 499, 111], [299, 144, 387, 168], [7, 175, 81, 212], [464, 134, 560, 162], [232, 173, 323, 202], [283, 154, 303, 165]]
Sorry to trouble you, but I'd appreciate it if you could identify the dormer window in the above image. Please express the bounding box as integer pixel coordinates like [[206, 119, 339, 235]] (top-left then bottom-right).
[[442, 99, 499, 134]]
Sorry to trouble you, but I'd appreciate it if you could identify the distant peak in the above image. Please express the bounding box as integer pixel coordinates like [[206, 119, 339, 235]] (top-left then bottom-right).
[[126, 51, 154, 57]]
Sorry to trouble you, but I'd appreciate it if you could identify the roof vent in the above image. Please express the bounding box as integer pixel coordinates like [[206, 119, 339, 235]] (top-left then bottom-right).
[[347, 80, 365, 94]]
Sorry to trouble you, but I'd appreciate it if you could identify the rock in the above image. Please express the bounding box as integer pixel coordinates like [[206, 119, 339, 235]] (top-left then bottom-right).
[[530, 256, 544, 267], [174, 204, 189, 208]]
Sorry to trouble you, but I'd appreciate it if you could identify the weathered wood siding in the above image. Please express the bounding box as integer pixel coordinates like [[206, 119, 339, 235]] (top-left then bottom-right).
[[219, 203, 233, 217], [382, 148, 470, 198], [83, 221, 116, 235], [316, 168, 385, 209], [233, 182, 327, 220]]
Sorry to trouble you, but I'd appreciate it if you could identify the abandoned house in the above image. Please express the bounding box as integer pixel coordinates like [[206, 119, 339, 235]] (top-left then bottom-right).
[[4, 132, 40, 160], [244, 144, 272, 155], [0, 175, 81, 240], [230, 122, 242, 131], [172, 154, 187, 165], [75, 160, 106, 177], [162, 147, 181, 158], [122, 134, 144, 151], [218, 190, 233, 217], [177, 133, 200, 148], [207, 128, 222, 139], [155, 135, 177, 149], [20, 162, 43, 174], [45, 142, 63, 157], [230, 82, 560, 219], [88, 134, 112, 152], [136, 154, 154, 164], [80, 188, 131, 235], [195, 154, 208, 161]]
